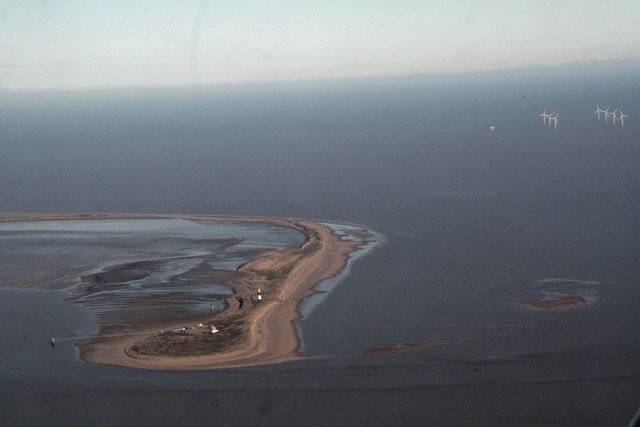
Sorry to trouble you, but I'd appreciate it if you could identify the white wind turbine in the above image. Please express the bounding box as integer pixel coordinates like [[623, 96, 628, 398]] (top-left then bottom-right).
[[617, 109, 628, 127], [594, 105, 606, 121], [547, 112, 555, 127], [539, 110, 549, 125], [611, 108, 619, 126], [550, 113, 559, 128], [604, 107, 611, 123]]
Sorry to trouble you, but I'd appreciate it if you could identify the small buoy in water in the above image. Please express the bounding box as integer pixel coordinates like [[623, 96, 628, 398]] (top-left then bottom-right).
[[50, 338, 55, 347]]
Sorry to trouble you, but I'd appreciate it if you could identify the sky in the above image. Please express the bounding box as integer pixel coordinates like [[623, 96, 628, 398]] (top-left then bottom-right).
[[1, 0, 639, 91]]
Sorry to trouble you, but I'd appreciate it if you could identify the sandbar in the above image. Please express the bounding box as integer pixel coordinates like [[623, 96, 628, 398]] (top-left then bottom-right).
[[517, 295, 587, 310], [0, 213, 370, 370], [362, 334, 501, 357]]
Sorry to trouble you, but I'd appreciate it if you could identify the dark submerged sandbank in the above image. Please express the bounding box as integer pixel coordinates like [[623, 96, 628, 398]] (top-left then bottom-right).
[[362, 334, 501, 357], [517, 295, 587, 310]]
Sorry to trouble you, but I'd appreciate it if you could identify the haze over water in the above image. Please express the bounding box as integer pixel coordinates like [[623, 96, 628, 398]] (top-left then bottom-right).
[[1, 62, 639, 424]]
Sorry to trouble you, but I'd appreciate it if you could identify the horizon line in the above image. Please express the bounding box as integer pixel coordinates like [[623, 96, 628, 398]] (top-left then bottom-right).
[[2, 56, 639, 94]]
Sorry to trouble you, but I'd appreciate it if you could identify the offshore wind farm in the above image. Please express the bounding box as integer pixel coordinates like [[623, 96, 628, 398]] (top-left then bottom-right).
[[539, 104, 631, 129], [593, 105, 629, 126]]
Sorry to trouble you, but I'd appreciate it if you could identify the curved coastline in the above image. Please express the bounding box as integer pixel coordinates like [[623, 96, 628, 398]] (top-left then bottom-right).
[[0, 213, 369, 370]]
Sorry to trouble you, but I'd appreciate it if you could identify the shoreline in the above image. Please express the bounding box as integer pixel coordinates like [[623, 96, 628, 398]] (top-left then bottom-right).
[[0, 213, 368, 370]]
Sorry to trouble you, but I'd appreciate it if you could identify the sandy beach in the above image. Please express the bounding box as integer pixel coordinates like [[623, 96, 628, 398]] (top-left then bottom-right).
[[0, 213, 367, 370]]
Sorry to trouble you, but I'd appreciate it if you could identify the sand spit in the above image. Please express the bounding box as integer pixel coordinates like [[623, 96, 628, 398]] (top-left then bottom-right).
[[517, 295, 587, 310], [0, 213, 369, 370]]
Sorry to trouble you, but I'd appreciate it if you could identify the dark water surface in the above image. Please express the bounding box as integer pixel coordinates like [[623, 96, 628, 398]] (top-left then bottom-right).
[[1, 65, 639, 425]]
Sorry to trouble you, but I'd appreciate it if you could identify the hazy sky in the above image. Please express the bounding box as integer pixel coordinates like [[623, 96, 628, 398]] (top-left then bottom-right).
[[1, 0, 639, 91]]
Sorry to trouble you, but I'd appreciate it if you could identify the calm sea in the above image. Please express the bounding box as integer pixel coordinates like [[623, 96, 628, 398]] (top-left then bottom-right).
[[1, 63, 639, 424]]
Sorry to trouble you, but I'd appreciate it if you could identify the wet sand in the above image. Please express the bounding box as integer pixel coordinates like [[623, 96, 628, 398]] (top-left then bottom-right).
[[517, 295, 587, 310], [1, 213, 365, 370], [362, 334, 504, 357]]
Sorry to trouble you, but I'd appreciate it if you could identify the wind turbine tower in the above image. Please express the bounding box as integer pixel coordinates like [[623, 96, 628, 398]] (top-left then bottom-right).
[[539, 110, 549, 126], [617, 110, 628, 127]]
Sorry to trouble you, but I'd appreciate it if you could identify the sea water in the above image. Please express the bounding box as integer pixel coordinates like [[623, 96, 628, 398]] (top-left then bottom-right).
[[1, 64, 639, 423]]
